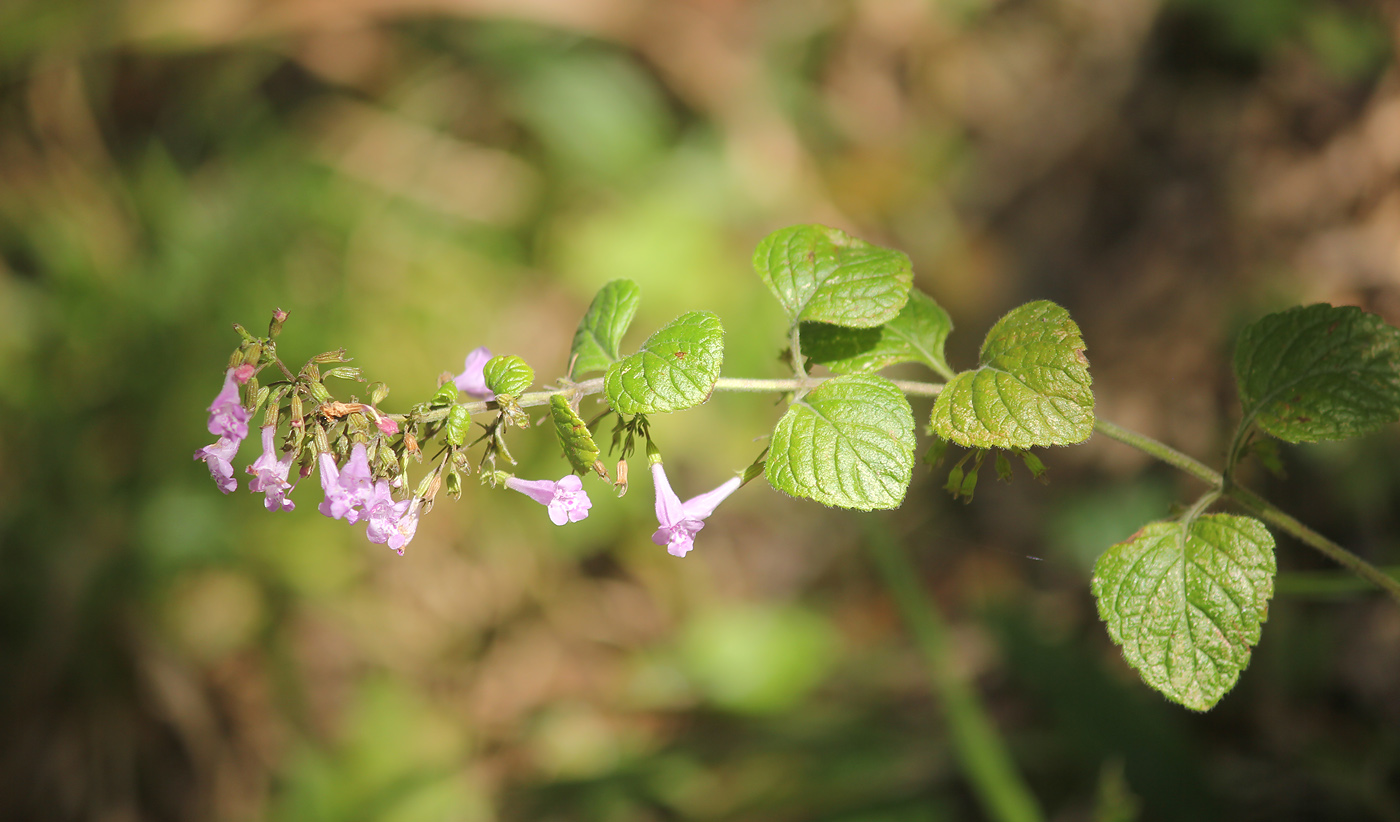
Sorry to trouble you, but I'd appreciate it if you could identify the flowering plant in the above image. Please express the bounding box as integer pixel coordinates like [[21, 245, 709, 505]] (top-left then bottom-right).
[[197, 224, 1400, 714]]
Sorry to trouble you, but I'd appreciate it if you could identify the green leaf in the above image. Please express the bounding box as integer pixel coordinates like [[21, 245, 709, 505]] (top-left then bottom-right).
[[753, 224, 913, 328], [483, 355, 534, 397], [571, 279, 642, 376], [1233, 303, 1400, 443], [930, 300, 1094, 448], [1092, 513, 1276, 711], [800, 290, 955, 378], [765, 375, 915, 510], [550, 395, 600, 475], [444, 405, 471, 447], [604, 311, 724, 414]]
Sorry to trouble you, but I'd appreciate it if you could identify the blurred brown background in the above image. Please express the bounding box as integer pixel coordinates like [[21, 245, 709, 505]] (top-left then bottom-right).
[[3, 0, 1400, 819]]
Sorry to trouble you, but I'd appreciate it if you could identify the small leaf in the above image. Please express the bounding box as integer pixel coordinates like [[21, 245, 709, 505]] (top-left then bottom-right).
[[444, 405, 471, 447], [765, 375, 915, 510], [483, 355, 534, 397], [431, 382, 459, 406], [604, 311, 724, 414], [571, 279, 642, 376], [1092, 513, 1276, 711], [930, 300, 1094, 448], [550, 395, 601, 475], [1234, 303, 1400, 443], [753, 224, 913, 328], [801, 290, 955, 378]]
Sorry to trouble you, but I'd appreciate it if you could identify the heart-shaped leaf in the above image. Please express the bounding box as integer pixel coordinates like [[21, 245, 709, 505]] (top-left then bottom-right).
[[765, 375, 915, 510], [1234, 303, 1400, 443], [1093, 513, 1276, 711], [604, 311, 724, 414], [930, 300, 1094, 448], [753, 224, 913, 328], [571, 279, 642, 376], [801, 290, 954, 379]]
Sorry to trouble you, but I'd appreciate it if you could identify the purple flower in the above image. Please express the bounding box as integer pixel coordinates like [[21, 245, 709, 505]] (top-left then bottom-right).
[[365, 481, 420, 555], [194, 436, 241, 494], [247, 426, 296, 512], [453, 346, 495, 400], [650, 463, 742, 557], [318, 443, 376, 523], [505, 474, 592, 525], [207, 368, 251, 442]]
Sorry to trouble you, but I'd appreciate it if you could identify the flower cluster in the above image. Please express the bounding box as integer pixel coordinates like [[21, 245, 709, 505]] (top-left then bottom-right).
[[197, 327, 747, 560]]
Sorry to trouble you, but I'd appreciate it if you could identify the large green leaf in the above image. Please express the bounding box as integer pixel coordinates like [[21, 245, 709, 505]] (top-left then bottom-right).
[[571, 279, 642, 376], [550, 394, 600, 475], [1234, 303, 1400, 443], [753, 224, 913, 328], [765, 375, 915, 510], [1092, 513, 1275, 711], [801, 290, 954, 379], [930, 300, 1094, 448], [604, 311, 724, 414]]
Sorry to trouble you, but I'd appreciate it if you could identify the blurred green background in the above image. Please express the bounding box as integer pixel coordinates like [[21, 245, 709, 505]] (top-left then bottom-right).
[[3, 0, 1400, 819]]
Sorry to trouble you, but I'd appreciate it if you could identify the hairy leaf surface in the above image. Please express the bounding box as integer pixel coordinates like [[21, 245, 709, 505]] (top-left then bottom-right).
[[801, 290, 954, 378], [604, 311, 724, 414], [930, 300, 1093, 448], [1234, 303, 1400, 443], [1093, 514, 1275, 711], [571, 279, 642, 376], [753, 225, 912, 328], [766, 375, 914, 510]]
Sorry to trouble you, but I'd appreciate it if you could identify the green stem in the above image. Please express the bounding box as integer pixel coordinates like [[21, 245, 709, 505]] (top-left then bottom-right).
[[866, 521, 1043, 822], [1092, 419, 1400, 604]]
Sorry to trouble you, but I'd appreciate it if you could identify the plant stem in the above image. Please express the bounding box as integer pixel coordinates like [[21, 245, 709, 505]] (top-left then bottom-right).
[[866, 521, 1043, 822], [1092, 419, 1400, 604]]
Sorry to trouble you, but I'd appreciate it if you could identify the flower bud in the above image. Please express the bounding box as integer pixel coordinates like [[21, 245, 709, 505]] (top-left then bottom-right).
[[312, 349, 351, 364], [269, 308, 288, 338], [234, 363, 256, 385], [445, 467, 462, 499], [324, 366, 365, 383], [305, 380, 332, 404], [369, 382, 390, 406], [376, 416, 399, 436]]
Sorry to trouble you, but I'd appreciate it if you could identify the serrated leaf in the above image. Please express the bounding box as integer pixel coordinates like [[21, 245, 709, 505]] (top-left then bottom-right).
[[1234, 303, 1400, 443], [801, 290, 955, 379], [604, 311, 724, 414], [765, 375, 914, 510], [930, 300, 1094, 448], [483, 355, 534, 397], [571, 279, 642, 376], [753, 224, 913, 328], [1092, 513, 1275, 711], [550, 395, 600, 475]]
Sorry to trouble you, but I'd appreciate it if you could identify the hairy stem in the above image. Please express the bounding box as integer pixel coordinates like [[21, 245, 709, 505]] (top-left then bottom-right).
[[866, 521, 1043, 822], [1092, 419, 1400, 604]]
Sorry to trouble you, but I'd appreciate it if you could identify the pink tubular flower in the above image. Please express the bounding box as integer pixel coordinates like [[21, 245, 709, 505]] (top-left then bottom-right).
[[365, 482, 420, 555], [207, 368, 251, 442], [505, 474, 592, 525], [650, 463, 742, 557], [194, 436, 241, 494], [247, 426, 296, 512], [317, 443, 376, 523], [453, 346, 495, 399], [375, 416, 399, 436]]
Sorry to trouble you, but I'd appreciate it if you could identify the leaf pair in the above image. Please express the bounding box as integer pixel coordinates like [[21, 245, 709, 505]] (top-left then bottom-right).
[[1094, 303, 1400, 712], [571, 279, 726, 415]]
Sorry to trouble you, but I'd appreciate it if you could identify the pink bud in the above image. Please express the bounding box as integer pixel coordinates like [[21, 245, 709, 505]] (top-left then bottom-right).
[[234, 363, 255, 384], [376, 416, 399, 436]]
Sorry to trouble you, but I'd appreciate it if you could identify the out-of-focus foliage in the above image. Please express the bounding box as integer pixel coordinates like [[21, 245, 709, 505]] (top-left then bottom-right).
[[2, 0, 1400, 820]]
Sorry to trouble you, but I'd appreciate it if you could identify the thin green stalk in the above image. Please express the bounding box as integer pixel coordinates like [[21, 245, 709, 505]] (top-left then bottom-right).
[[866, 521, 1043, 822], [1092, 419, 1400, 604]]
